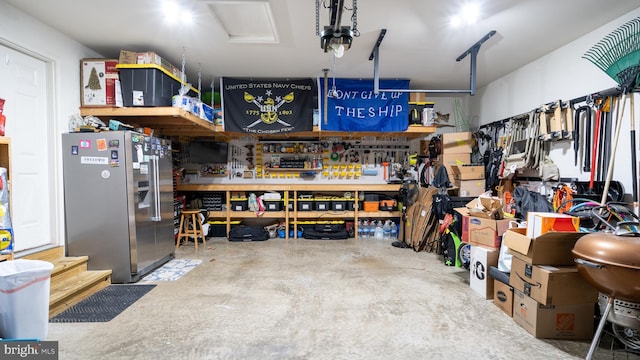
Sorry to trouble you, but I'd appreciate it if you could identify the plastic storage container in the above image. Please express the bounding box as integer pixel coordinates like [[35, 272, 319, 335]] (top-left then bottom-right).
[[331, 198, 347, 211], [314, 198, 330, 211], [263, 200, 283, 211], [207, 220, 241, 237], [230, 198, 248, 211], [297, 199, 313, 211], [0, 259, 54, 340], [117, 64, 197, 107]]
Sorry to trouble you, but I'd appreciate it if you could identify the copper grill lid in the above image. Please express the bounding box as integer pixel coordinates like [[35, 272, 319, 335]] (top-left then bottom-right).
[[572, 233, 640, 270]]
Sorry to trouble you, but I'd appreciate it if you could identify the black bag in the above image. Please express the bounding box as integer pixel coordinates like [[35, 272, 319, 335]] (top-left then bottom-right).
[[303, 228, 349, 240], [228, 225, 269, 242], [314, 223, 344, 233], [431, 165, 451, 188], [432, 193, 453, 221], [512, 187, 553, 220]]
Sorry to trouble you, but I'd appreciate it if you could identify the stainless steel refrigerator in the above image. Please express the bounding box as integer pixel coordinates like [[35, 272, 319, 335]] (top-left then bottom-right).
[[62, 131, 174, 283]]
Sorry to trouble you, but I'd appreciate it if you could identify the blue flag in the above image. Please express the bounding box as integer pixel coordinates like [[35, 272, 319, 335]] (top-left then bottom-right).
[[318, 78, 409, 132]]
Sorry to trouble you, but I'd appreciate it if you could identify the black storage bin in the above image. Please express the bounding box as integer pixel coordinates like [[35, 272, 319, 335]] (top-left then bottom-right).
[[331, 199, 347, 211], [230, 198, 248, 211], [208, 220, 241, 237], [314, 199, 330, 211], [347, 199, 360, 211], [117, 64, 196, 107], [297, 199, 313, 211], [264, 200, 283, 211]]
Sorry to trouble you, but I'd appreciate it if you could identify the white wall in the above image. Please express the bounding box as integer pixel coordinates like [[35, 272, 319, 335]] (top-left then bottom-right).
[[470, 8, 640, 201], [0, 2, 101, 246]]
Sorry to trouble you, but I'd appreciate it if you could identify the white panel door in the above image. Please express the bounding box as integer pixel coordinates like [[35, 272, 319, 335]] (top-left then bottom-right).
[[0, 44, 52, 251]]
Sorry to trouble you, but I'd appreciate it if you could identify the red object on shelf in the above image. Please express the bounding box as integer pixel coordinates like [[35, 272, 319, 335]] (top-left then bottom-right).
[[0, 98, 6, 136]]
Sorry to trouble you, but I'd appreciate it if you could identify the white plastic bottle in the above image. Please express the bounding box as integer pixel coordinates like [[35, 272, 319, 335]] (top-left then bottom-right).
[[390, 221, 398, 241], [383, 220, 391, 240], [374, 221, 384, 240], [361, 220, 369, 239], [368, 220, 376, 239]]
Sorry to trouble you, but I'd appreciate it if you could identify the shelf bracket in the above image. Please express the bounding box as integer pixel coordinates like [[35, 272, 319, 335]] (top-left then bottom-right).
[[370, 29, 496, 96]]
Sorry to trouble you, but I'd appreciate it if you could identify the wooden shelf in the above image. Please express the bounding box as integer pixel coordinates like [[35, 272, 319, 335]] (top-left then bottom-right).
[[79, 107, 435, 139], [295, 211, 356, 218], [265, 168, 322, 172], [177, 184, 401, 239], [229, 211, 286, 219], [79, 107, 223, 137], [359, 211, 401, 217], [204, 210, 226, 218], [178, 183, 400, 192]]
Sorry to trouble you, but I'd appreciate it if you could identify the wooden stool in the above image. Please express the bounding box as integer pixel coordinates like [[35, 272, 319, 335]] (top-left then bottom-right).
[[176, 210, 206, 250]]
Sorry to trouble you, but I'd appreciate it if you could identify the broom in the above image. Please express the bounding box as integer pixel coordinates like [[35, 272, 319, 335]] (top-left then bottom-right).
[[582, 17, 640, 208]]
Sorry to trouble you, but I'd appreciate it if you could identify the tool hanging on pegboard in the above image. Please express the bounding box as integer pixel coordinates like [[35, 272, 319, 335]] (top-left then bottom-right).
[[539, 100, 572, 141]]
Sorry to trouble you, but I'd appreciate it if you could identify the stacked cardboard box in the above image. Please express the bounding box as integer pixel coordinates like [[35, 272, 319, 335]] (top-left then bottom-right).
[[454, 197, 511, 249], [119, 50, 185, 82], [451, 164, 485, 197], [502, 215, 597, 340], [438, 132, 484, 196]]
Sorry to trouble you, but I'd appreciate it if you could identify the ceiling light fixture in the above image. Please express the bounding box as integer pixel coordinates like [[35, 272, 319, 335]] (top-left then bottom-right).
[[162, 1, 194, 25], [450, 2, 480, 27], [329, 43, 345, 58], [316, 0, 360, 56]]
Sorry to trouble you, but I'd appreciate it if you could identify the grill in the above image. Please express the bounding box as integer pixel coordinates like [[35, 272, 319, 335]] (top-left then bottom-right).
[[572, 231, 640, 359]]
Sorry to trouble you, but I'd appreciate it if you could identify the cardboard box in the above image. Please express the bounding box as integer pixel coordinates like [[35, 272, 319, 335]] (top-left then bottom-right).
[[119, 50, 185, 81], [465, 196, 503, 220], [510, 257, 598, 305], [439, 153, 471, 184], [494, 280, 514, 317], [409, 93, 427, 103], [442, 132, 472, 154], [118, 50, 137, 64], [80, 58, 119, 106], [503, 228, 586, 265], [457, 211, 511, 248], [469, 246, 499, 299], [526, 212, 580, 238], [451, 165, 485, 180], [457, 179, 486, 197], [513, 290, 595, 340]]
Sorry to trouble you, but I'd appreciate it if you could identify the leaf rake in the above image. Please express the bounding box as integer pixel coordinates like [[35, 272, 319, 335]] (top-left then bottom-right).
[[583, 17, 640, 92]]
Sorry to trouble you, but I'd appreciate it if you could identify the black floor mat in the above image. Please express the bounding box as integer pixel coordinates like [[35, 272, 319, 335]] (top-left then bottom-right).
[[49, 284, 155, 323]]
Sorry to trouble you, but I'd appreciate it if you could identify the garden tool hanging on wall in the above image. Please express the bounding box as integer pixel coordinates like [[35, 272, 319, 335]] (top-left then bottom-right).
[[573, 97, 592, 167], [501, 110, 542, 178]]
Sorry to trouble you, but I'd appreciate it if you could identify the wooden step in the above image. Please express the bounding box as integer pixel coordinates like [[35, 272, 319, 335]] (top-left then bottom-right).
[[50, 256, 88, 280], [49, 270, 112, 318], [21, 246, 64, 262]]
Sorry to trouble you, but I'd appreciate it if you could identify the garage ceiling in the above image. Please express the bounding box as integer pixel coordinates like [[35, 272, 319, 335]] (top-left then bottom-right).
[[5, 0, 640, 93]]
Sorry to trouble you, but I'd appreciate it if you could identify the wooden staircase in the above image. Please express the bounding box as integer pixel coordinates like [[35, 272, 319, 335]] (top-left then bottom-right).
[[22, 246, 112, 318]]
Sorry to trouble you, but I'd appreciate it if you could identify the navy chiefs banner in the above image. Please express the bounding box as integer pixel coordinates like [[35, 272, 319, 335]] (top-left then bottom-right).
[[221, 77, 315, 134], [319, 78, 409, 132]]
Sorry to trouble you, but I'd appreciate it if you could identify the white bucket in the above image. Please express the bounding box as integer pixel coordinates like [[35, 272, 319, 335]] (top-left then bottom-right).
[[0, 259, 54, 340]]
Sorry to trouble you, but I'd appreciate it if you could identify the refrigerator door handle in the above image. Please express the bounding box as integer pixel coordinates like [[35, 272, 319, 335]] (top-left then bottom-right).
[[152, 155, 161, 222]]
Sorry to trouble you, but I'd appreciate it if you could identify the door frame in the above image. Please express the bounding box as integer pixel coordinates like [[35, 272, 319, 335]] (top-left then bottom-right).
[[0, 38, 61, 251]]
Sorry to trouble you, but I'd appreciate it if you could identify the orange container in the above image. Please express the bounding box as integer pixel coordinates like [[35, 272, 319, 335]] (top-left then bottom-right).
[[363, 201, 379, 212]]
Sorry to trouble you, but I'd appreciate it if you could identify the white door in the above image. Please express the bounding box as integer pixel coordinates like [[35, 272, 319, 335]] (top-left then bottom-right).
[[0, 44, 53, 251]]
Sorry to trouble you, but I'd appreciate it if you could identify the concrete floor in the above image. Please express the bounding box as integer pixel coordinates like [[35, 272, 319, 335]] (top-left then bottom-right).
[[49, 237, 640, 360]]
